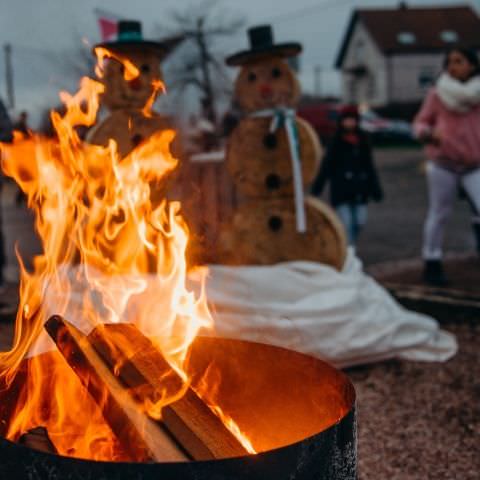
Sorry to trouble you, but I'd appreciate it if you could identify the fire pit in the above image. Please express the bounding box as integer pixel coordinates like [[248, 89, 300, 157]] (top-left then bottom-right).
[[0, 335, 355, 479]]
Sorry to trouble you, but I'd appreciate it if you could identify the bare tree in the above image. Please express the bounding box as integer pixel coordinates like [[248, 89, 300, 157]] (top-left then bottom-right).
[[62, 43, 96, 80], [156, 0, 245, 125], [56, 34, 96, 80]]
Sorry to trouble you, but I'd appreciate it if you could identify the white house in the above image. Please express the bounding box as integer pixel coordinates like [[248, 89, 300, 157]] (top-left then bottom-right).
[[335, 4, 480, 111]]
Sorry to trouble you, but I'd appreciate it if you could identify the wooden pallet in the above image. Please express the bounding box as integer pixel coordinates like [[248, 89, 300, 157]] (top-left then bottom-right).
[[383, 282, 480, 322], [370, 254, 480, 321]]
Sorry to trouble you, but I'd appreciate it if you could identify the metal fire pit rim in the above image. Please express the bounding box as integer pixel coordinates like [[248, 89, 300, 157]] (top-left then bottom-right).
[[0, 402, 356, 466]]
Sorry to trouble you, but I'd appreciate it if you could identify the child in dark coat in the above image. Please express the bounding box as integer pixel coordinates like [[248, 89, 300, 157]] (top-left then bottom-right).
[[311, 105, 383, 245]]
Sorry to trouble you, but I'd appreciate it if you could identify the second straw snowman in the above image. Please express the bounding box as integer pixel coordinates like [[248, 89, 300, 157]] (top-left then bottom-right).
[[88, 20, 182, 158]]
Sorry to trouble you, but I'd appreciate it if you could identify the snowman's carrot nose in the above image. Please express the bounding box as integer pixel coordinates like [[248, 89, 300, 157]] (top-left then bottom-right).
[[259, 84, 273, 98], [128, 77, 142, 90]]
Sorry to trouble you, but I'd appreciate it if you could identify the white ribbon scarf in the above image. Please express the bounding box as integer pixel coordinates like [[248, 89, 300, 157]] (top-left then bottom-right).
[[436, 73, 480, 113], [250, 108, 307, 233]]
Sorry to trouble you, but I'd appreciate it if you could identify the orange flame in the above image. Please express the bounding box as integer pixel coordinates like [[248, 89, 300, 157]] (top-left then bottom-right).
[[94, 46, 139, 80], [195, 363, 256, 454], [142, 79, 167, 118], [0, 50, 252, 460]]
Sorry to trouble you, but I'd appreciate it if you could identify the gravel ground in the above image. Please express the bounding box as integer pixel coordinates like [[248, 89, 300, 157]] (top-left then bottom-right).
[[348, 319, 479, 479]]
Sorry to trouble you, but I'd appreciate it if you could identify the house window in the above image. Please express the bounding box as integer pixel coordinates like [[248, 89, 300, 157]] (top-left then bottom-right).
[[397, 32, 416, 45], [367, 74, 376, 99], [348, 77, 357, 103], [440, 30, 459, 43], [354, 40, 365, 62], [418, 69, 435, 89]]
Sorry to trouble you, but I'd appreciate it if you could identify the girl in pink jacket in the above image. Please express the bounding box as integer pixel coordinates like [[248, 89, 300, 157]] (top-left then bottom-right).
[[414, 47, 480, 285]]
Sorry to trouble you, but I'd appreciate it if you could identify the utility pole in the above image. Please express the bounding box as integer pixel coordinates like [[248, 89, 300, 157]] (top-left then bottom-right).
[[314, 65, 322, 98], [3, 43, 14, 109]]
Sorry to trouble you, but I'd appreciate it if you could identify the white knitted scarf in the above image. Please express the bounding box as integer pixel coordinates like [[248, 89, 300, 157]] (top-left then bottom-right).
[[436, 73, 480, 113]]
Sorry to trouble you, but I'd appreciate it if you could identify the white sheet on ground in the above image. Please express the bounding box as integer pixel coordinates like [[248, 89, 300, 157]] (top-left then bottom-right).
[[30, 249, 457, 367], [205, 249, 457, 368]]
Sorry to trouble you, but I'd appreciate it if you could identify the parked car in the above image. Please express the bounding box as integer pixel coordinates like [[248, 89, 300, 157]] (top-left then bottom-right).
[[360, 109, 413, 142], [297, 103, 342, 145], [298, 103, 414, 145]]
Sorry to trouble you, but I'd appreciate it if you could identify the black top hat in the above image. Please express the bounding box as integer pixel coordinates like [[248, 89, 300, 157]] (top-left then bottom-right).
[[226, 25, 302, 66], [94, 20, 184, 60]]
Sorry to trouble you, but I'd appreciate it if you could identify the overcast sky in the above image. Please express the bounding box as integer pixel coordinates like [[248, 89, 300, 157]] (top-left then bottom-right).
[[0, 0, 478, 124]]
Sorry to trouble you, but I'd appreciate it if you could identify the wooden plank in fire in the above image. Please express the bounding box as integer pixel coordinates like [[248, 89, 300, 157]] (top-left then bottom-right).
[[88, 323, 249, 461], [18, 427, 58, 455], [44, 315, 188, 463]]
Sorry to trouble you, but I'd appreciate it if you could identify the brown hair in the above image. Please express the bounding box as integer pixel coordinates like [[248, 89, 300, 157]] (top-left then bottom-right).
[[443, 46, 480, 79]]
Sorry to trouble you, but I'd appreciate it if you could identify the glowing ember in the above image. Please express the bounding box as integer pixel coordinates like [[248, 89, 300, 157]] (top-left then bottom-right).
[[0, 49, 254, 460]]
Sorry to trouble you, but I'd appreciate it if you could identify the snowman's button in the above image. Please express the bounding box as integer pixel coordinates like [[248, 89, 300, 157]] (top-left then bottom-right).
[[265, 174, 281, 190], [263, 133, 277, 149], [132, 134, 144, 146], [268, 215, 283, 232]]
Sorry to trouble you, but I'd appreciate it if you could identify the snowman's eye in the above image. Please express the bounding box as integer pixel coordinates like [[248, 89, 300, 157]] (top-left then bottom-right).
[[141, 64, 151, 74], [272, 67, 282, 78], [247, 72, 257, 83]]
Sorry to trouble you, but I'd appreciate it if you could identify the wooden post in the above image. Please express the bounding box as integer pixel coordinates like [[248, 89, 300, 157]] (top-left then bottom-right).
[[3, 44, 14, 110], [314, 65, 322, 97]]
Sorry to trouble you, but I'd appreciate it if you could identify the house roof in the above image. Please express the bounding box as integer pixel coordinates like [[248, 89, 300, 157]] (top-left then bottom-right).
[[335, 5, 480, 68]]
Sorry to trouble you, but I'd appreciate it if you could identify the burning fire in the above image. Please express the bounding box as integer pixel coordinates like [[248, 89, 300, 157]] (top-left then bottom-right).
[[195, 363, 256, 454], [0, 50, 253, 460]]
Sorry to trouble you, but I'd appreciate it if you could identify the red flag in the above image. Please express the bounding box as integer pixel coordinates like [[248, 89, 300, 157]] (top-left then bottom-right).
[[94, 8, 121, 42]]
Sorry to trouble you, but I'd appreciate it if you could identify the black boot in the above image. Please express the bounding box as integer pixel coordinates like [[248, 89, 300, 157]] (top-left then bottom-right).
[[423, 260, 449, 287], [472, 222, 480, 254]]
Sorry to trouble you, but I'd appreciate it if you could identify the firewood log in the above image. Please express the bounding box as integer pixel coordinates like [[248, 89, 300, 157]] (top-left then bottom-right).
[[88, 323, 250, 460], [44, 315, 188, 463]]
